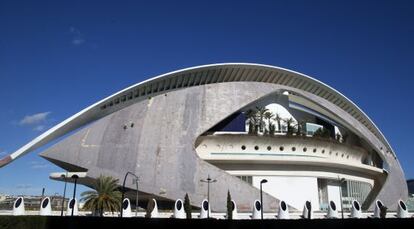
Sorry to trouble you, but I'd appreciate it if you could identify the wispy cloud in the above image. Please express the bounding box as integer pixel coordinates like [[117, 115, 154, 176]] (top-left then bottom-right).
[[29, 160, 51, 169], [0, 151, 6, 157], [19, 112, 51, 125], [18, 112, 51, 131], [16, 184, 33, 190], [33, 125, 45, 132], [70, 26, 85, 46]]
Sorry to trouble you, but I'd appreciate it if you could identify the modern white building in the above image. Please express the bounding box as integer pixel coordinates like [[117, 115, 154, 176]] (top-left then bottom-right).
[[0, 63, 407, 212]]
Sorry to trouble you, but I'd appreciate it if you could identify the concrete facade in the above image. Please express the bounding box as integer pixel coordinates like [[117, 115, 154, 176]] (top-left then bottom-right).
[[0, 63, 407, 212]]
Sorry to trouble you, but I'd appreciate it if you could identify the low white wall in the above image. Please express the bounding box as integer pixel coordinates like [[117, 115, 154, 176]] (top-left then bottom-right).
[[253, 176, 319, 210]]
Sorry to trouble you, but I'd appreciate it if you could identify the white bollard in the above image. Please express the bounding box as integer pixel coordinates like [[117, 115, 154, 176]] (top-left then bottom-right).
[[149, 199, 159, 218], [199, 199, 210, 219], [66, 198, 79, 216], [327, 200, 338, 219], [228, 200, 238, 220], [121, 198, 132, 218], [302, 201, 313, 219], [173, 199, 186, 219], [251, 200, 261, 219], [350, 200, 362, 218], [397, 200, 409, 218], [373, 199, 384, 218], [13, 197, 25, 216], [40, 197, 52, 216], [277, 200, 289, 219]]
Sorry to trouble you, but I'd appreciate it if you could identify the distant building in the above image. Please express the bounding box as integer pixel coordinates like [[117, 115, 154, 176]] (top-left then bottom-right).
[[0, 195, 68, 210], [0, 63, 408, 212], [407, 179, 414, 196]]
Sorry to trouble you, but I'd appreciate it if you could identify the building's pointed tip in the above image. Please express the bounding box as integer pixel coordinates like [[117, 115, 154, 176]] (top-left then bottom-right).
[[0, 155, 12, 168]]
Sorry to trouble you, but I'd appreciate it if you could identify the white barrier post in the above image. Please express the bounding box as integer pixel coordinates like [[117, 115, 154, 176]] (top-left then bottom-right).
[[251, 200, 261, 219], [277, 200, 289, 219], [350, 200, 362, 218], [121, 198, 132, 218], [327, 200, 338, 219], [13, 197, 25, 216], [40, 197, 52, 216], [173, 199, 186, 219]]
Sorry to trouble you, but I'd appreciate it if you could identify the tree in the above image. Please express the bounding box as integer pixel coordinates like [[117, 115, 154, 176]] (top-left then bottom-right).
[[184, 193, 192, 219], [313, 127, 331, 139], [145, 198, 155, 218], [81, 175, 122, 217], [283, 118, 296, 136], [255, 106, 269, 133], [264, 112, 274, 135], [273, 113, 282, 133], [226, 190, 233, 220], [245, 109, 257, 134]]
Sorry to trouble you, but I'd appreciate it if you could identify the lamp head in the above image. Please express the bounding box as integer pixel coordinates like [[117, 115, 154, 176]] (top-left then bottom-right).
[[260, 179, 268, 184], [71, 174, 79, 179]]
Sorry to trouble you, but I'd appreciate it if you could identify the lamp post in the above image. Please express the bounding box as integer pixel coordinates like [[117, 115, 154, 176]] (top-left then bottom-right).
[[260, 179, 268, 220], [338, 177, 346, 219], [200, 174, 217, 219], [71, 174, 79, 217], [60, 172, 68, 216], [120, 171, 139, 218], [133, 178, 139, 217]]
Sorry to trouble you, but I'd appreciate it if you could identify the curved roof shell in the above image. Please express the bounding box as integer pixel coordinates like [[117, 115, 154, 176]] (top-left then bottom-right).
[[0, 63, 395, 167]]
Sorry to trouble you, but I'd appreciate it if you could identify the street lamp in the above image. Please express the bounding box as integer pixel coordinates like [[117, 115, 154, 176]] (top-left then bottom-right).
[[133, 178, 139, 217], [338, 177, 346, 219], [120, 171, 139, 218], [200, 174, 217, 219], [60, 172, 68, 217], [71, 174, 79, 217], [260, 179, 268, 220]]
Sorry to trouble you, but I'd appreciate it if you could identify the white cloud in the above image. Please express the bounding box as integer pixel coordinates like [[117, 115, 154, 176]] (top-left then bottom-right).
[[70, 26, 86, 46], [72, 38, 85, 45], [16, 184, 33, 190], [0, 151, 6, 157], [19, 112, 51, 126], [29, 161, 50, 169], [33, 125, 45, 132]]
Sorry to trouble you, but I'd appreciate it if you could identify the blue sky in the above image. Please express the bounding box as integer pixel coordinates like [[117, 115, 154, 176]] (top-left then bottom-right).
[[0, 0, 413, 199]]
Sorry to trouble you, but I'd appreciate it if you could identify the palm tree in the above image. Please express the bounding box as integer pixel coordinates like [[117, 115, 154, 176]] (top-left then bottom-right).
[[264, 111, 274, 135], [283, 118, 296, 135], [255, 106, 269, 133], [245, 109, 257, 134], [81, 175, 122, 216], [273, 113, 282, 133]]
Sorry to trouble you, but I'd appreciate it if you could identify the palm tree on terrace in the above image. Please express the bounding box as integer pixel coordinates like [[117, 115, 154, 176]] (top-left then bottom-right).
[[283, 118, 296, 135], [264, 111, 274, 135], [81, 175, 122, 216], [245, 109, 257, 134], [273, 113, 282, 133], [255, 106, 269, 133]]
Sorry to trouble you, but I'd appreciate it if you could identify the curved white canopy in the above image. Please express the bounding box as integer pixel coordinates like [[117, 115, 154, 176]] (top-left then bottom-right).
[[0, 63, 394, 168]]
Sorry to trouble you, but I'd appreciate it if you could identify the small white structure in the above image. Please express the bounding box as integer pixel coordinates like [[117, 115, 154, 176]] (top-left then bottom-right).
[[373, 199, 384, 218], [327, 200, 338, 219], [397, 200, 409, 218], [228, 200, 238, 220], [302, 201, 312, 219], [121, 198, 132, 218], [148, 199, 159, 218], [13, 197, 25, 216], [199, 199, 210, 219], [40, 197, 52, 216], [173, 199, 186, 219], [251, 200, 261, 219], [277, 200, 289, 219], [350, 200, 362, 218], [66, 198, 79, 216]]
